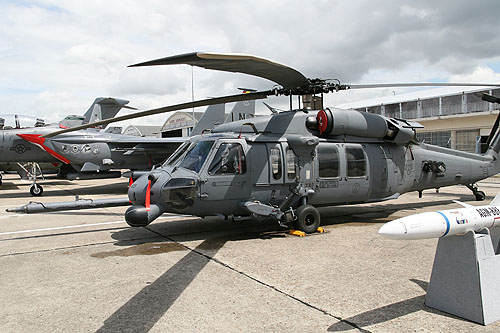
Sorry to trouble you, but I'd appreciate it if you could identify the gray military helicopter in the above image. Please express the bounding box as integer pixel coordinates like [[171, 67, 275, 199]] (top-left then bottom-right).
[[44, 52, 500, 234]]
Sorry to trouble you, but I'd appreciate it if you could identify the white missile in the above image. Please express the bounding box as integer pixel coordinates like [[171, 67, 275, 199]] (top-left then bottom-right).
[[379, 192, 500, 240]]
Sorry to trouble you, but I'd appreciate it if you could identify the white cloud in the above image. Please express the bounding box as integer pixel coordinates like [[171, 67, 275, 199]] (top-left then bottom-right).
[[0, 0, 499, 125]]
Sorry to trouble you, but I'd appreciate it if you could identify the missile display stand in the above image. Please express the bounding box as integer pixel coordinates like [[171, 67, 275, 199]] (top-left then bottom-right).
[[425, 228, 500, 325]]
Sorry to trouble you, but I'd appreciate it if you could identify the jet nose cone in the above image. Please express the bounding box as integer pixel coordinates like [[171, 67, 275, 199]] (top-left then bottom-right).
[[379, 221, 407, 239]]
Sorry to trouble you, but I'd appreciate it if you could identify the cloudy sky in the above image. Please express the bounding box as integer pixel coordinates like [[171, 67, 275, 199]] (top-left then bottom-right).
[[1, 0, 500, 127]]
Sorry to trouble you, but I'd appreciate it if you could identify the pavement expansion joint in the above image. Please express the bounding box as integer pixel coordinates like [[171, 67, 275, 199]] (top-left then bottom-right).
[[0, 235, 161, 258], [145, 226, 367, 332]]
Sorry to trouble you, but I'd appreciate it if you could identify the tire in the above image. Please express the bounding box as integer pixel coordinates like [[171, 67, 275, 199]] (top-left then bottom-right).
[[475, 191, 486, 201], [30, 184, 43, 196], [293, 205, 320, 234]]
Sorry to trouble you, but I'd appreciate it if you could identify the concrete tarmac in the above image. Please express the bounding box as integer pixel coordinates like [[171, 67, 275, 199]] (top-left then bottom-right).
[[1, 173, 500, 332]]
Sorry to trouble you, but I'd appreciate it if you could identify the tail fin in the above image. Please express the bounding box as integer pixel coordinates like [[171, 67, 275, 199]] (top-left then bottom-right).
[[190, 96, 256, 136], [191, 104, 225, 136], [59, 97, 131, 129], [82, 97, 131, 125], [225, 99, 255, 123]]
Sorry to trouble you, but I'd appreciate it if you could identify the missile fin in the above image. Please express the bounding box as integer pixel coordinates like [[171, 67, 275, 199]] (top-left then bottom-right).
[[453, 200, 473, 208], [490, 191, 500, 206]]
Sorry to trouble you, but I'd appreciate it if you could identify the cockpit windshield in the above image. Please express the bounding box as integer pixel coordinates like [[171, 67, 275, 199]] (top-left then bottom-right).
[[164, 141, 191, 167], [0, 114, 46, 129], [175, 140, 215, 173]]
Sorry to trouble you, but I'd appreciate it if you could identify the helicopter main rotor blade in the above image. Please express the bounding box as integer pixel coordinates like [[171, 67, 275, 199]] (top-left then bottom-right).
[[42, 90, 272, 138], [129, 52, 311, 91], [129, 52, 500, 95], [347, 83, 500, 89], [482, 93, 500, 104]]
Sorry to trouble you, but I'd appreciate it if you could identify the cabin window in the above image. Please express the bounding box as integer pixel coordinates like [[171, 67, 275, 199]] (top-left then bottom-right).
[[208, 143, 246, 175], [270, 148, 282, 180], [286, 148, 298, 180], [318, 144, 339, 178], [346, 147, 366, 177]]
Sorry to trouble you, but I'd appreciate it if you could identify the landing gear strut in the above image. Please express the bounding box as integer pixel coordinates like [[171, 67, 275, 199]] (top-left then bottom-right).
[[18, 162, 44, 196], [466, 183, 486, 201]]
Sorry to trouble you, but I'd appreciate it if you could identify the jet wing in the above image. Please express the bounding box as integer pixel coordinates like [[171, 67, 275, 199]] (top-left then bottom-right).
[[110, 139, 184, 156]]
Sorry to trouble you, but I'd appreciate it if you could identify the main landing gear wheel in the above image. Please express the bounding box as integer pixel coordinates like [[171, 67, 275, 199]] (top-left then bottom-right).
[[293, 205, 320, 234], [475, 190, 486, 201], [466, 183, 485, 201], [30, 184, 43, 196]]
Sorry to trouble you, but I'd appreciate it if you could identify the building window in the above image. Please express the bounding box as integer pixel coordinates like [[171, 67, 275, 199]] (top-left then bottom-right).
[[421, 98, 439, 118], [416, 131, 451, 148], [456, 130, 479, 153], [346, 147, 366, 178], [441, 95, 463, 116], [466, 91, 490, 113], [385, 104, 400, 118], [317, 144, 339, 178], [401, 101, 418, 119]]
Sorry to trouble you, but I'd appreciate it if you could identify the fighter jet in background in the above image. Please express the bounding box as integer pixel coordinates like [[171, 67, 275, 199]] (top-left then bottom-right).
[[0, 97, 132, 191], [0, 94, 256, 196]]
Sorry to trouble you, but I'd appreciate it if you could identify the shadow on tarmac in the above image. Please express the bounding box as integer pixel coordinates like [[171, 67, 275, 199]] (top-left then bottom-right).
[[97, 195, 483, 332], [96, 237, 227, 332], [327, 279, 467, 331]]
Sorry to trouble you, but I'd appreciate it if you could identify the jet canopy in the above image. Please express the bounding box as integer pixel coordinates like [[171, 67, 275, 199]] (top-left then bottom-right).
[[0, 114, 46, 129]]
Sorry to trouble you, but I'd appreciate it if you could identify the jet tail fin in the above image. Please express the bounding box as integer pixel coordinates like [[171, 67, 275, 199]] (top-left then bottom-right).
[[59, 97, 132, 129], [225, 99, 255, 123], [82, 97, 132, 125], [191, 104, 225, 136], [190, 94, 256, 136]]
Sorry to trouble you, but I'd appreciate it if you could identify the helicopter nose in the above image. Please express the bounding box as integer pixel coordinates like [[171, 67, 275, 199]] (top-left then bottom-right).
[[127, 170, 168, 205]]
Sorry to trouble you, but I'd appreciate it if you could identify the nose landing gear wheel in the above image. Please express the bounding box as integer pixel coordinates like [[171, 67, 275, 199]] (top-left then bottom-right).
[[30, 184, 43, 196], [293, 204, 320, 234]]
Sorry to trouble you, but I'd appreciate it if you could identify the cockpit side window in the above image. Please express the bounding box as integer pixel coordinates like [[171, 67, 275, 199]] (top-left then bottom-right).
[[208, 143, 246, 175]]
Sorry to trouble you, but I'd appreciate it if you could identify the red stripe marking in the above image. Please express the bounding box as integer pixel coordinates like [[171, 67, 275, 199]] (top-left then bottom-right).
[[145, 179, 151, 212], [17, 134, 71, 164]]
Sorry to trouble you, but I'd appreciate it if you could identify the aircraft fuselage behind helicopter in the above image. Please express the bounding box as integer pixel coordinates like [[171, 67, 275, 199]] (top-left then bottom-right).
[[126, 107, 500, 232]]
